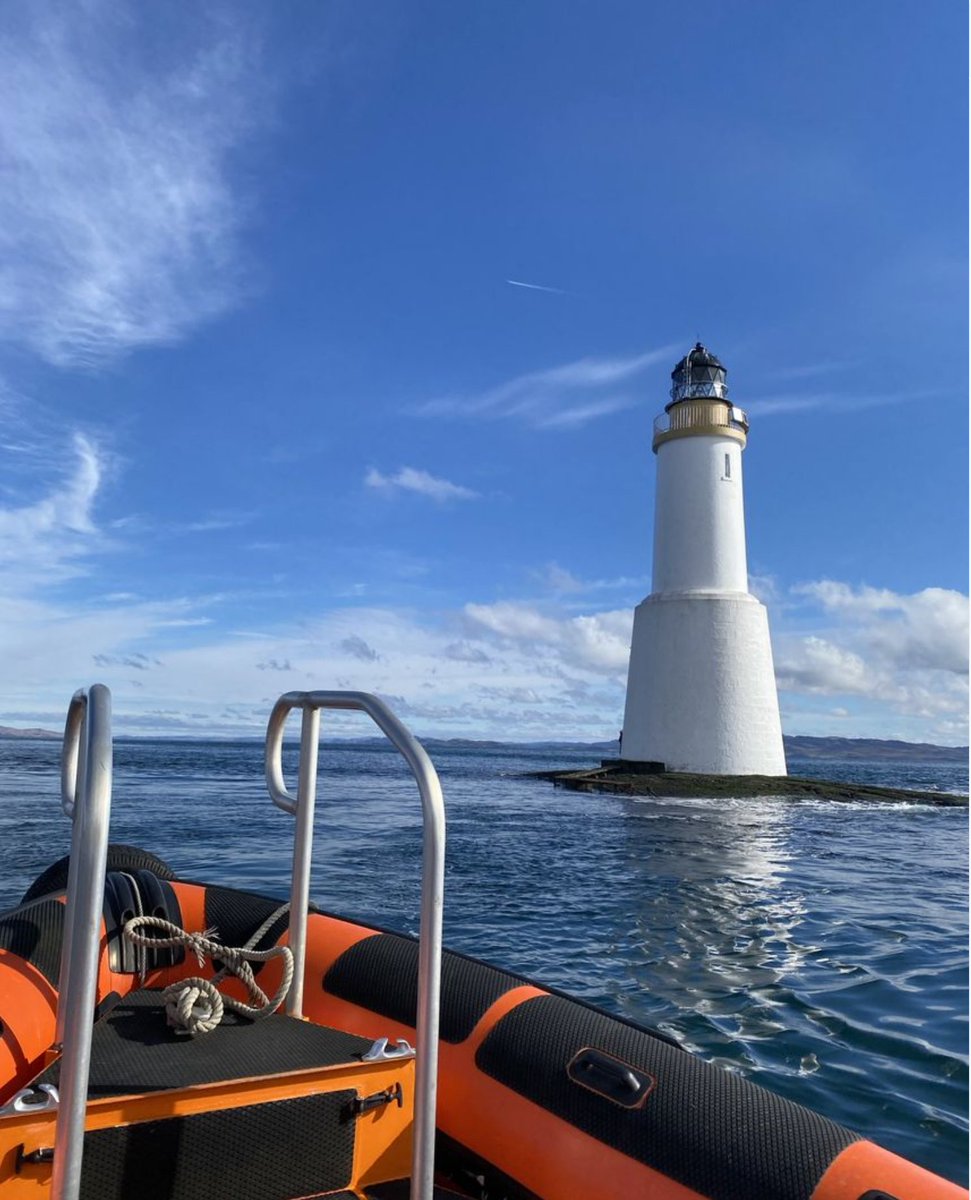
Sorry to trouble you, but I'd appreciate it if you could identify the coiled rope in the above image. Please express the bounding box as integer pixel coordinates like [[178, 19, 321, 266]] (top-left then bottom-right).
[[123, 903, 293, 1036]]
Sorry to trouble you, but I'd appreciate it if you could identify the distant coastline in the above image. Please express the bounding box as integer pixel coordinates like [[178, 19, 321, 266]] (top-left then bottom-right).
[[0, 726, 61, 741], [0, 725, 966, 763]]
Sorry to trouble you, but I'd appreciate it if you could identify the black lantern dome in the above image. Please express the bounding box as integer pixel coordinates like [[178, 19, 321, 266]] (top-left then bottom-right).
[[668, 342, 728, 407]]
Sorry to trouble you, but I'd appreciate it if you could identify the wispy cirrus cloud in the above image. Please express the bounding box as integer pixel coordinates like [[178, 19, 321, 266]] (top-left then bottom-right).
[[0, 3, 262, 367], [505, 278, 570, 295], [0, 432, 107, 591], [766, 360, 858, 381], [535, 562, 648, 597], [415, 344, 679, 429], [365, 467, 478, 502], [746, 388, 941, 418]]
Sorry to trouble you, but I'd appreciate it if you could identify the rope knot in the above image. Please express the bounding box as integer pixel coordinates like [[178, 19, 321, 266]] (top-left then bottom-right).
[[122, 904, 293, 1036]]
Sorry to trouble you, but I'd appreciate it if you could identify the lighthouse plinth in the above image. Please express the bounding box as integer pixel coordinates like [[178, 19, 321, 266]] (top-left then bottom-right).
[[622, 344, 786, 777]]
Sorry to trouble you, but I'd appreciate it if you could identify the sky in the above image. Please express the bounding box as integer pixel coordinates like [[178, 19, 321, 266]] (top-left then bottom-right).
[[0, 1, 967, 744]]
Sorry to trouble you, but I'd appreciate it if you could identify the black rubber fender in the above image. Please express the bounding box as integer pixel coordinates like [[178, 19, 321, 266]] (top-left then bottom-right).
[[21, 844, 177, 904]]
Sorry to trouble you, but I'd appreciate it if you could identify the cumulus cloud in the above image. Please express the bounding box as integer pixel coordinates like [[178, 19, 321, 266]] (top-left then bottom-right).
[[774, 581, 969, 737], [0, 3, 260, 366], [0, 594, 633, 739], [463, 602, 632, 675], [365, 467, 477, 502], [794, 581, 968, 675], [775, 637, 872, 695], [416, 344, 678, 429], [0, 473, 965, 749]]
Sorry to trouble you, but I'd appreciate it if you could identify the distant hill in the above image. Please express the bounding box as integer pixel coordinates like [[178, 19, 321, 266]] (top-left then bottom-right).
[[782, 736, 967, 764], [0, 726, 966, 763], [385, 735, 969, 763]]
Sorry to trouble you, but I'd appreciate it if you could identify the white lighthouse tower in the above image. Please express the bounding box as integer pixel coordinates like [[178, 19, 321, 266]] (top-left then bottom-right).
[[622, 343, 786, 776]]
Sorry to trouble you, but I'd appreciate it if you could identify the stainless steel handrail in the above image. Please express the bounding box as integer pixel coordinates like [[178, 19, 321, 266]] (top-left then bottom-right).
[[51, 684, 113, 1200], [265, 690, 445, 1200]]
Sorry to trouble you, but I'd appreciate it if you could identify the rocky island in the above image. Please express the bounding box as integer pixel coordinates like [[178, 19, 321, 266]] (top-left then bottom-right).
[[533, 761, 968, 806]]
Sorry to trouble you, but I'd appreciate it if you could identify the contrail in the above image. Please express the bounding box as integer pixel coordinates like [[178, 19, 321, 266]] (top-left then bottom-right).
[[506, 278, 569, 295]]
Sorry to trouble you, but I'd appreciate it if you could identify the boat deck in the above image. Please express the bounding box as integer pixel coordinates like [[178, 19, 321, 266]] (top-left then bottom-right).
[[40, 989, 374, 1096]]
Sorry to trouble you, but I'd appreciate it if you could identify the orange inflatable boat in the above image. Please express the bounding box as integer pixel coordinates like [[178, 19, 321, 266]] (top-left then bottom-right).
[[0, 686, 964, 1200]]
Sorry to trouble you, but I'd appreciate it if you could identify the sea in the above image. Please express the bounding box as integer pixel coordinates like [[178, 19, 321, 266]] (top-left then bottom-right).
[[0, 737, 967, 1185]]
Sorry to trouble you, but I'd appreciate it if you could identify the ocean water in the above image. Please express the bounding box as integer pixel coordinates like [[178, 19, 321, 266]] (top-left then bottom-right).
[[0, 737, 967, 1185]]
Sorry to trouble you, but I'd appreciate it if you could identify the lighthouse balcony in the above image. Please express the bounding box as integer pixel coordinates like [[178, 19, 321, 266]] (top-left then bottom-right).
[[653, 399, 749, 452]]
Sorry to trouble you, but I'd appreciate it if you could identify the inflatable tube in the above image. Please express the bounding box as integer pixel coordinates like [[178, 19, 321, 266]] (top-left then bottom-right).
[[0, 873, 964, 1200], [21, 844, 176, 904]]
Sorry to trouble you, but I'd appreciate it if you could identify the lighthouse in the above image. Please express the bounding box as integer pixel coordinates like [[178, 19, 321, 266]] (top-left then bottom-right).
[[622, 344, 786, 776]]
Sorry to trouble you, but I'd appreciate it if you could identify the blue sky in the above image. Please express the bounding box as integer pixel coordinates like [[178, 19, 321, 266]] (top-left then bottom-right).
[[0, 1, 967, 743]]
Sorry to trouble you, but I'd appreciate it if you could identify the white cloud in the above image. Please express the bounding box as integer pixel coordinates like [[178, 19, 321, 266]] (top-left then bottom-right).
[[0, 4, 260, 366], [0, 432, 106, 590], [365, 467, 478, 502], [444, 641, 491, 665], [745, 389, 941, 419], [180, 513, 255, 534], [462, 602, 632, 675], [793, 581, 968, 675], [0, 594, 633, 740], [774, 581, 969, 738], [505, 279, 569, 295], [0, 447, 964, 752], [2, 579, 966, 744], [536, 397, 634, 429], [535, 562, 648, 597], [540, 563, 585, 594], [416, 344, 678, 428], [775, 636, 873, 695]]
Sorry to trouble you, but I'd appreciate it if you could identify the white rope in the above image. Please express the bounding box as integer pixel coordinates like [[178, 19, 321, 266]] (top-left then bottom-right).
[[122, 904, 294, 1036]]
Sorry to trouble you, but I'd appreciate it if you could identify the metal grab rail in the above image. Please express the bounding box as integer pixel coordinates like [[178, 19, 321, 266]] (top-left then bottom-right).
[[265, 691, 445, 1200], [51, 685, 113, 1200]]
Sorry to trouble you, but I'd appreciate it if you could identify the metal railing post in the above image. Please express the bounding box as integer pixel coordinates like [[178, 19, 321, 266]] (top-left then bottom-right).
[[287, 704, 320, 1018], [265, 691, 445, 1200], [50, 684, 113, 1200]]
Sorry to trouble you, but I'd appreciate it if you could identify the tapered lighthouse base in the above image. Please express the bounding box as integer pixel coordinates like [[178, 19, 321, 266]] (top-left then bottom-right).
[[622, 592, 787, 776]]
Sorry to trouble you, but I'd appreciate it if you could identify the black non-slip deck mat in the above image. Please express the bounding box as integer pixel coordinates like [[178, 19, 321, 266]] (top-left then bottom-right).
[[40, 989, 373, 1097], [79, 1090, 356, 1200], [476, 994, 861, 1200], [324, 933, 528, 1044]]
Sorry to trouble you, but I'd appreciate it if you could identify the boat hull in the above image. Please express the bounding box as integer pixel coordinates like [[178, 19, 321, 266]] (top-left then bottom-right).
[[0, 872, 964, 1200]]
